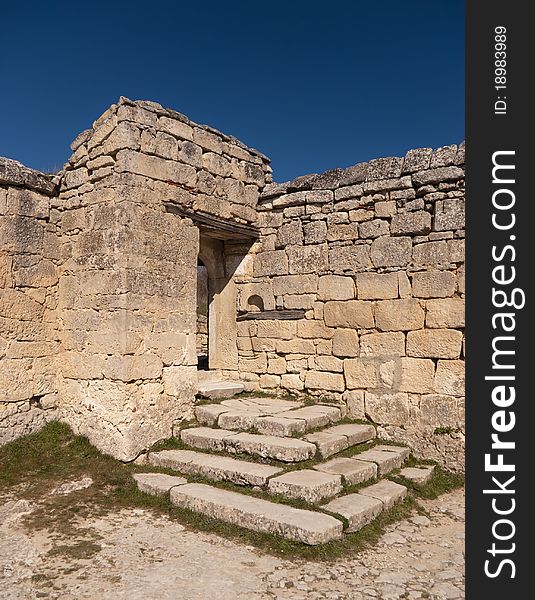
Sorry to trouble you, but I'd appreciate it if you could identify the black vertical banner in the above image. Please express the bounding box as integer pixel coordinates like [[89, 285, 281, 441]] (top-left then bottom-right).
[[466, 1, 531, 597]]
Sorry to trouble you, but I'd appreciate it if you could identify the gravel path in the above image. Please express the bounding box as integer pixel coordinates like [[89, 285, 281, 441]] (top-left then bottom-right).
[[0, 488, 464, 599]]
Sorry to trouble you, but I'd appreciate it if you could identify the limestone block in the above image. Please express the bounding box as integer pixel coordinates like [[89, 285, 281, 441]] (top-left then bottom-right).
[[402, 148, 432, 173], [430, 144, 458, 168], [344, 390, 365, 418], [370, 237, 412, 267], [192, 128, 223, 153], [267, 357, 287, 375], [399, 357, 435, 393], [276, 221, 303, 248], [356, 272, 398, 300], [344, 359, 379, 389], [448, 239, 465, 263], [304, 431, 348, 458], [326, 223, 360, 241], [425, 298, 465, 328], [303, 220, 327, 244], [434, 198, 465, 232], [115, 150, 196, 186], [251, 337, 277, 352], [324, 300, 374, 329], [133, 472, 187, 496], [412, 241, 450, 267], [6, 188, 49, 219], [157, 116, 193, 140], [283, 294, 316, 309], [360, 332, 405, 357], [95, 122, 141, 157], [12, 259, 58, 288], [314, 457, 377, 486], [358, 480, 407, 509], [328, 245, 372, 272], [162, 365, 198, 397], [273, 339, 313, 355], [358, 219, 389, 239], [391, 211, 431, 235], [0, 289, 44, 322], [399, 466, 434, 485], [416, 394, 462, 428], [314, 356, 344, 373], [256, 320, 297, 340], [288, 244, 328, 275], [457, 265, 465, 294], [304, 371, 345, 392], [375, 200, 397, 218], [202, 152, 231, 177], [434, 360, 465, 396], [253, 250, 288, 276], [281, 374, 304, 390], [268, 469, 342, 503], [259, 374, 281, 388], [411, 271, 455, 298], [317, 275, 355, 301], [0, 216, 44, 254], [323, 493, 383, 532], [297, 320, 334, 339], [375, 299, 424, 331], [332, 329, 359, 357], [406, 329, 463, 359], [272, 274, 318, 296], [239, 353, 268, 373], [412, 166, 464, 187]]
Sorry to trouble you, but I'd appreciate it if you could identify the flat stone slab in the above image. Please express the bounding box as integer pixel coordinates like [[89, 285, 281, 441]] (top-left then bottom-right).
[[359, 480, 407, 509], [400, 466, 434, 485], [254, 415, 307, 437], [229, 432, 317, 462], [314, 457, 377, 485], [180, 427, 237, 452], [218, 410, 263, 431], [148, 449, 282, 486], [323, 493, 383, 533], [268, 469, 342, 503], [304, 431, 348, 459], [373, 444, 410, 461], [280, 405, 342, 429], [239, 397, 304, 412], [198, 380, 244, 398], [322, 423, 376, 445], [133, 472, 187, 496], [195, 404, 230, 426], [170, 483, 343, 545], [355, 449, 404, 475]]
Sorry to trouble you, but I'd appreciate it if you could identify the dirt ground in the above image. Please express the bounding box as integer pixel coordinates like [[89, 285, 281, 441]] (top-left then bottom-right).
[[0, 485, 464, 600]]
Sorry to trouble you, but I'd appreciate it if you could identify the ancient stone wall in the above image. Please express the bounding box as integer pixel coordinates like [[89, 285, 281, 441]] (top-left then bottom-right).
[[54, 97, 271, 460], [234, 145, 465, 469], [0, 158, 60, 444]]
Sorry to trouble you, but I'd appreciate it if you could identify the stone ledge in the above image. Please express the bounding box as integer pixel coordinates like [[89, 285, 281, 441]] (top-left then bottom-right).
[[0, 157, 56, 195]]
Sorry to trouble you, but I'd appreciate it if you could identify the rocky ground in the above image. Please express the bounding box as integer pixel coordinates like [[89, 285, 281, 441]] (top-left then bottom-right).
[[0, 485, 464, 600]]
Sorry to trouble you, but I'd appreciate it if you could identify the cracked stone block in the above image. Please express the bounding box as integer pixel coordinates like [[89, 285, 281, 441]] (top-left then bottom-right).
[[314, 457, 377, 485], [323, 493, 383, 532], [358, 480, 407, 509], [268, 469, 342, 503], [133, 472, 187, 496]]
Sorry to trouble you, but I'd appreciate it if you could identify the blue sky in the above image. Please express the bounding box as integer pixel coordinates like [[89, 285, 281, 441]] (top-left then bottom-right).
[[0, 1, 464, 182]]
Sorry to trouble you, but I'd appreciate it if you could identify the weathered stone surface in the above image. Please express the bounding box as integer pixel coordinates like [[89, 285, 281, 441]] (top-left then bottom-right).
[[412, 271, 455, 298], [148, 449, 282, 486], [399, 357, 435, 393], [170, 483, 343, 545], [412, 241, 450, 267], [229, 432, 317, 462], [356, 450, 404, 475], [344, 359, 379, 389], [364, 392, 410, 426], [332, 329, 359, 357], [323, 493, 383, 532], [314, 457, 377, 485], [406, 329, 463, 359], [412, 166, 464, 187], [359, 480, 407, 509], [268, 470, 342, 503], [133, 472, 187, 496], [198, 380, 245, 398], [425, 298, 465, 328], [271, 274, 318, 296], [400, 466, 434, 485], [195, 404, 230, 426], [434, 360, 465, 396], [356, 273, 398, 300], [358, 219, 389, 239], [253, 250, 288, 277], [317, 275, 355, 301], [282, 405, 341, 428], [324, 300, 374, 329], [372, 445, 410, 461], [275, 220, 303, 248], [218, 410, 262, 431], [304, 431, 348, 459], [115, 150, 196, 186], [181, 427, 237, 452], [0, 157, 56, 194], [254, 416, 307, 437], [328, 245, 372, 272], [288, 244, 328, 274], [375, 299, 424, 331], [402, 148, 432, 173], [371, 237, 412, 267], [391, 211, 431, 236], [360, 332, 405, 357], [434, 198, 465, 231], [321, 423, 375, 445]]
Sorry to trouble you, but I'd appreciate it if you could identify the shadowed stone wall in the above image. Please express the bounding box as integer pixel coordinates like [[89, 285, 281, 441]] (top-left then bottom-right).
[[0, 159, 60, 444], [233, 145, 465, 469]]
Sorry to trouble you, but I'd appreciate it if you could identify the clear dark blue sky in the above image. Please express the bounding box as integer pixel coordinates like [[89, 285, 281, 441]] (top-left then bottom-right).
[[0, 1, 464, 182]]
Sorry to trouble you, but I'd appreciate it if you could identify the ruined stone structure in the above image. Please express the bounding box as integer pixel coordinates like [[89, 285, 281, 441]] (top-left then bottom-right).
[[1, 97, 464, 469]]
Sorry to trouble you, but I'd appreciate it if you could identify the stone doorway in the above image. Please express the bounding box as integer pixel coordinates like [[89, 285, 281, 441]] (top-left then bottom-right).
[[196, 258, 209, 371]]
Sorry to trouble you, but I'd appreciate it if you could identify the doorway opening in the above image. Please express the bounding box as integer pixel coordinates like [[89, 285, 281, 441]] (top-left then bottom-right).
[[196, 258, 209, 371]]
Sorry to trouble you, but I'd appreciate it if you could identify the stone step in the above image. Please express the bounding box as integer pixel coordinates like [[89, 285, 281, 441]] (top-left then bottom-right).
[[267, 469, 342, 503], [132, 472, 187, 497], [355, 445, 408, 475], [197, 380, 245, 399], [169, 483, 344, 545], [313, 456, 377, 485], [180, 427, 317, 462], [304, 423, 376, 459], [148, 449, 283, 486], [399, 465, 434, 485]]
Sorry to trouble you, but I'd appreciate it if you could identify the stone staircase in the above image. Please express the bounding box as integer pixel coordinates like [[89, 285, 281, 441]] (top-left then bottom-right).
[[134, 395, 432, 546]]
